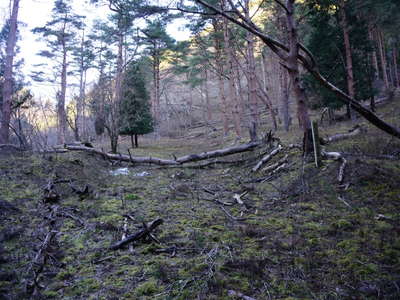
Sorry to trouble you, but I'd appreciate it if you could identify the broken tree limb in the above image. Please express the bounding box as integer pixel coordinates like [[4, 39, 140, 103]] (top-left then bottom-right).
[[227, 290, 257, 300], [65, 141, 262, 166], [261, 155, 288, 173], [322, 151, 347, 183], [252, 144, 282, 172], [311, 121, 322, 167], [175, 141, 261, 163], [110, 218, 163, 250], [322, 125, 365, 144]]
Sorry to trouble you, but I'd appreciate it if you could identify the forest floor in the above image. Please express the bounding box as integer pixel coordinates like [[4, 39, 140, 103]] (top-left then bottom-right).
[[1, 96, 400, 300]]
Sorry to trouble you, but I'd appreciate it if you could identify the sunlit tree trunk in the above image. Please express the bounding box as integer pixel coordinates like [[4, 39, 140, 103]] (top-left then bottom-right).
[[0, 0, 20, 144]]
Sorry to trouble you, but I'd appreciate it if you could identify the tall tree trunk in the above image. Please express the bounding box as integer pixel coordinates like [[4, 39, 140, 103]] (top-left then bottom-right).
[[393, 46, 399, 88], [58, 36, 68, 144], [203, 69, 212, 122], [339, 0, 355, 119], [109, 26, 124, 153], [0, 0, 20, 144], [222, 7, 242, 139], [75, 28, 86, 141], [368, 24, 379, 80], [286, 0, 312, 153], [244, 0, 259, 138], [280, 65, 291, 131], [377, 29, 390, 90], [213, 19, 230, 136]]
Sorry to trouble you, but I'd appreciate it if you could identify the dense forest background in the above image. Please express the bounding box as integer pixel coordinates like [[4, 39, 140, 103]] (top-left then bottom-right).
[[1, 0, 399, 150]]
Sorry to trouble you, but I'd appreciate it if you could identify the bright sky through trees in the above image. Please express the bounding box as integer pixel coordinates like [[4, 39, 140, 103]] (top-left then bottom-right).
[[0, 0, 189, 99]]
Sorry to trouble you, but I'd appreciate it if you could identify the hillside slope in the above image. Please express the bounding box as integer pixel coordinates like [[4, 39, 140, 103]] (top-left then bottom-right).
[[1, 98, 400, 299]]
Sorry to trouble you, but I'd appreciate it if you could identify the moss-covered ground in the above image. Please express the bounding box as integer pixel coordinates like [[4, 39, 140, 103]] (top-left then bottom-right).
[[1, 98, 400, 299]]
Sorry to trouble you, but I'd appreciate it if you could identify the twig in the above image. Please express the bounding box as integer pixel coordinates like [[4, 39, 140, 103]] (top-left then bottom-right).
[[219, 206, 246, 221]]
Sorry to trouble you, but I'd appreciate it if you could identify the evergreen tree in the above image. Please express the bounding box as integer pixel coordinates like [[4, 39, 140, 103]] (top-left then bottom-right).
[[32, 0, 84, 144], [141, 19, 176, 124], [304, 0, 376, 111], [119, 58, 153, 148]]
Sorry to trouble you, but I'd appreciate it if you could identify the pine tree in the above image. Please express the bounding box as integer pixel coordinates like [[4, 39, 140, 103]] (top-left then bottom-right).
[[119, 58, 153, 148], [141, 19, 175, 125], [32, 0, 84, 144]]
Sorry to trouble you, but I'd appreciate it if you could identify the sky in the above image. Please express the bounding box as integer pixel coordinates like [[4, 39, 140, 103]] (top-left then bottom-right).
[[0, 0, 190, 101]]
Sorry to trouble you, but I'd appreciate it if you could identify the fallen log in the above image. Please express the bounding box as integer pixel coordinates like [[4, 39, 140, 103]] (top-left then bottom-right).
[[65, 141, 262, 166], [110, 218, 163, 250], [323, 125, 365, 144], [322, 151, 347, 183], [252, 144, 282, 172]]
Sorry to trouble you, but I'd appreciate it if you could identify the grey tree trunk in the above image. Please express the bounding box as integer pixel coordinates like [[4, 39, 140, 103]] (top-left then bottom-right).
[[58, 31, 68, 144], [222, 3, 242, 139], [377, 29, 390, 90], [0, 0, 20, 144], [339, 0, 355, 119], [285, 0, 312, 153], [213, 19, 230, 136]]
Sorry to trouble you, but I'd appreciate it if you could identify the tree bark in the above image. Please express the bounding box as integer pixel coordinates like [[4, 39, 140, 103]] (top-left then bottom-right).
[[222, 3, 242, 139], [58, 36, 68, 145], [76, 29, 86, 141], [280, 63, 291, 131], [203, 69, 212, 123], [0, 0, 20, 144], [213, 19, 230, 136], [339, 0, 355, 120], [285, 0, 312, 153], [377, 29, 389, 90], [392, 46, 399, 88], [244, 0, 259, 138], [368, 24, 379, 80]]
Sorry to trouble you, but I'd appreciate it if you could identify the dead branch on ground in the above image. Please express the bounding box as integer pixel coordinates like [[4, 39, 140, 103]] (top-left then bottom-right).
[[252, 144, 283, 172], [64, 141, 262, 166], [110, 218, 163, 250], [322, 151, 347, 184], [322, 125, 366, 144], [228, 290, 257, 300]]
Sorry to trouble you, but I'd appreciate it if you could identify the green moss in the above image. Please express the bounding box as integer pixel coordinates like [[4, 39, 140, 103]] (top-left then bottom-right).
[[134, 279, 160, 297], [333, 219, 353, 230], [43, 290, 58, 298], [78, 277, 101, 293], [125, 193, 140, 201], [95, 213, 123, 224]]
